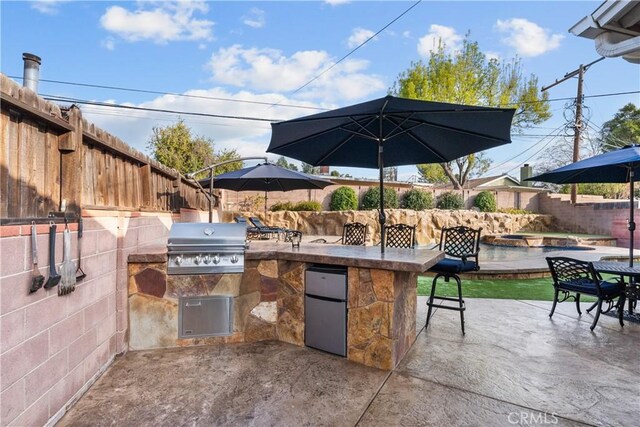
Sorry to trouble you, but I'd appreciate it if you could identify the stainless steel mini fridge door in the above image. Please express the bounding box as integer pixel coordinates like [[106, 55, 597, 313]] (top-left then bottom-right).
[[304, 295, 347, 357]]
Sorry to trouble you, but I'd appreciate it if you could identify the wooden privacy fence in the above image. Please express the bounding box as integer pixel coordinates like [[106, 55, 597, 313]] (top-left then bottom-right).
[[0, 74, 209, 220]]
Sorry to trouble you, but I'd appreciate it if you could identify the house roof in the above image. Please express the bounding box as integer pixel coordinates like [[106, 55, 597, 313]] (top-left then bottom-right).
[[436, 174, 522, 190], [570, 0, 640, 64]]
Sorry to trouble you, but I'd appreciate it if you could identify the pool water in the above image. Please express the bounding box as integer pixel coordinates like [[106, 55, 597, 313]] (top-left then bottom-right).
[[478, 243, 594, 262]]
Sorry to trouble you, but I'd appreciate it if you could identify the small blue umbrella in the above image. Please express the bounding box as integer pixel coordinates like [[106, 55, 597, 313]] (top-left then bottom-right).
[[199, 163, 334, 215], [527, 145, 640, 267]]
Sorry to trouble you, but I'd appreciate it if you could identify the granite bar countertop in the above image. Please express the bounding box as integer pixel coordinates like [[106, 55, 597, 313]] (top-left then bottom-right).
[[129, 241, 443, 273]]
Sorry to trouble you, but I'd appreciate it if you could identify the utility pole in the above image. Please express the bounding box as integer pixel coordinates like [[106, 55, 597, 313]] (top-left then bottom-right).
[[541, 57, 604, 204], [570, 65, 584, 204]]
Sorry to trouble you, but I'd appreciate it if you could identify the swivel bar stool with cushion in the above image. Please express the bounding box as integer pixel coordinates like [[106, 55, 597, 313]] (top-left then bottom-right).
[[426, 226, 482, 334]]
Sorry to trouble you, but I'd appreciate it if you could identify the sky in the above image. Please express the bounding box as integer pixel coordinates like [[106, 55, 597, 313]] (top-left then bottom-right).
[[2, 0, 639, 181]]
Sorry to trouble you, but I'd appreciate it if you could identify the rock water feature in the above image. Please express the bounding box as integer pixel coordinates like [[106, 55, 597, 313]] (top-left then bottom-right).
[[223, 209, 556, 245]]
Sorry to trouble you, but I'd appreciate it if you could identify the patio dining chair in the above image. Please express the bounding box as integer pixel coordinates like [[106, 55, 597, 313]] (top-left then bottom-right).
[[546, 257, 626, 330], [426, 226, 482, 334], [342, 222, 367, 246], [384, 223, 416, 249]]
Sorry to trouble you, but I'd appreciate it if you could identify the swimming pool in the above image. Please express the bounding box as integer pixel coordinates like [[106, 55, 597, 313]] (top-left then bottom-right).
[[478, 243, 594, 262]]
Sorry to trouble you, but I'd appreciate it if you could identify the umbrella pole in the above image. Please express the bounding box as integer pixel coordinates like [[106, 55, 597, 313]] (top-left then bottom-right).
[[209, 169, 214, 223], [630, 171, 635, 268], [378, 142, 386, 254], [264, 190, 268, 217]]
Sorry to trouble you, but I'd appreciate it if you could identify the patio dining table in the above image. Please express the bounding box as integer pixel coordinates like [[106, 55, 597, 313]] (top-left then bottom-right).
[[592, 261, 640, 314]]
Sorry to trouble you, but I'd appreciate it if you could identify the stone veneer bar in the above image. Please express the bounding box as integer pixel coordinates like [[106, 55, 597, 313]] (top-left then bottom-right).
[[127, 242, 443, 370]]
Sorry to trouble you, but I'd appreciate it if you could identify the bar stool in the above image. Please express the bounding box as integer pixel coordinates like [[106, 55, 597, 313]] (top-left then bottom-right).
[[426, 226, 482, 334]]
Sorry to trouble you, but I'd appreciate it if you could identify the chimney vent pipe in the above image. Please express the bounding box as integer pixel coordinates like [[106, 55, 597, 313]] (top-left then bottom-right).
[[22, 53, 41, 93], [520, 164, 533, 187]]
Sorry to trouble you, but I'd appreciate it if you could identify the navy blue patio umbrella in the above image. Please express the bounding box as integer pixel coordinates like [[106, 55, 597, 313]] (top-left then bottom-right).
[[267, 95, 515, 252], [527, 144, 640, 267], [199, 163, 334, 215]]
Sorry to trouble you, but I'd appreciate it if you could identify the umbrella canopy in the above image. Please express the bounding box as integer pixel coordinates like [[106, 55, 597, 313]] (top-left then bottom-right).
[[527, 144, 640, 267], [267, 95, 516, 251], [199, 163, 334, 214]]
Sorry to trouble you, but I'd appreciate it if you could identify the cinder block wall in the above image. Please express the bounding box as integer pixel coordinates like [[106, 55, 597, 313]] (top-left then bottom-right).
[[0, 210, 173, 426], [539, 193, 635, 248]]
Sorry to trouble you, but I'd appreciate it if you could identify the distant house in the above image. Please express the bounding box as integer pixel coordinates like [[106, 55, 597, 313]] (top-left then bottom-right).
[[570, 0, 640, 64], [435, 174, 547, 211]]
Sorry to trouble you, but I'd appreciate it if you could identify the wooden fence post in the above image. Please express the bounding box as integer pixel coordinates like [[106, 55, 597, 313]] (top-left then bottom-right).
[[140, 164, 152, 209], [59, 106, 83, 214]]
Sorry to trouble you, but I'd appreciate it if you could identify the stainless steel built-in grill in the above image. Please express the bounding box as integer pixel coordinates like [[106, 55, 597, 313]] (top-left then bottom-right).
[[167, 223, 247, 275]]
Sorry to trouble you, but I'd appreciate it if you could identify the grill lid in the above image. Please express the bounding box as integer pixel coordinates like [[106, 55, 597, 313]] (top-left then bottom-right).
[[168, 223, 247, 251]]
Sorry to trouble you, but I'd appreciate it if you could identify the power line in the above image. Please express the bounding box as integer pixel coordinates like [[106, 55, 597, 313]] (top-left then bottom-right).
[[484, 123, 566, 174], [9, 75, 328, 112], [42, 94, 280, 123], [282, 0, 423, 99]]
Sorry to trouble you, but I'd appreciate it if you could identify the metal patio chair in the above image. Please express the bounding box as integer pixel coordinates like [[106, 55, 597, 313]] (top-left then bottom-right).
[[546, 257, 625, 330], [342, 222, 367, 246], [426, 226, 482, 334], [385, 223, 416, 249]]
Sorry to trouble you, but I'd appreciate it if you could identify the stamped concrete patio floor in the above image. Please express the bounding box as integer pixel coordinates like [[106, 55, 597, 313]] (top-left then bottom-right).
[[58, 298, 639, 427]]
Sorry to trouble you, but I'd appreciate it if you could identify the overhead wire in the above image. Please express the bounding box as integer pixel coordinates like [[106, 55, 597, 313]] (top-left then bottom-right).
[[9, 75, 328, 111], [483, 123, 566, 175], [281, 0, 424, 100], [42, 94, 279, 123]]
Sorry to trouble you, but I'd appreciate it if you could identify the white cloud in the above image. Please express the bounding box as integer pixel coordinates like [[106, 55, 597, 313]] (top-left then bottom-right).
[[30, 0, 66, 14], [417, 24, 463, 57], [324, 0, 350, 5], [206, 45, 385, 102], [242, 8, 265, 29], [101, 37, 116, 51], [100, 1, 214, 44], [402, 30, 412, 39], [347, 28, 376, 49], [494, 18, 564, 57], [81, 89, 323, 158]]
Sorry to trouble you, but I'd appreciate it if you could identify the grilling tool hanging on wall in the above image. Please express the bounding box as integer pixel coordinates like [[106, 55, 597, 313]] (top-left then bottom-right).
[[59, 222, 76, 295], [43, 222, 61, 290], [75, 218, 87, 281], [29, 222, 45, 293]]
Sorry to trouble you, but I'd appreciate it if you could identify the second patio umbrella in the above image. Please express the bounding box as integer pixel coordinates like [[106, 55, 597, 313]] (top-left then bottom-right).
[[199, 162, 334, 215], [267, 95, 515, 252], [527, 144, 640, 267]]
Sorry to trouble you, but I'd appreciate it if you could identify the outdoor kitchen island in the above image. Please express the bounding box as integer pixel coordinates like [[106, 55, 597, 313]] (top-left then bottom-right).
[[127, 242, 444, 370]]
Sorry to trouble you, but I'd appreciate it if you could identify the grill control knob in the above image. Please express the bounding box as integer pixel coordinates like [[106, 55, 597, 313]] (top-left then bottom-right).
[[203, 255, 211, 264], [174, 255, 183, 266], [194, 255, 202, 265], [230, 255, 239, 264], [212, 255, 220, 265]]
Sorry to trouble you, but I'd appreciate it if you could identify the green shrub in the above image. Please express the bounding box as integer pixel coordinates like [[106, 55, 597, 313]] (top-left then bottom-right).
[[401, 188, 434, 210], [560, 183, 627, 199], [360, 187, 399, 210], [473, 191, 497, 212], [291, 200, 322, 211], [330, 186, 358, 211], [270, 201, 295, 212], [436, 191, 464, 209]]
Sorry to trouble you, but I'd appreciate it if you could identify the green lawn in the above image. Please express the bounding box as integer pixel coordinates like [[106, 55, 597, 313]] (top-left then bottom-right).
[[417, 275, 597, 302]]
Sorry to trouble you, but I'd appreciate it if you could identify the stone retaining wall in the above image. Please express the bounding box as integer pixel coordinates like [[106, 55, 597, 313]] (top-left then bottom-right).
[[224, 209, 556, 245]]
